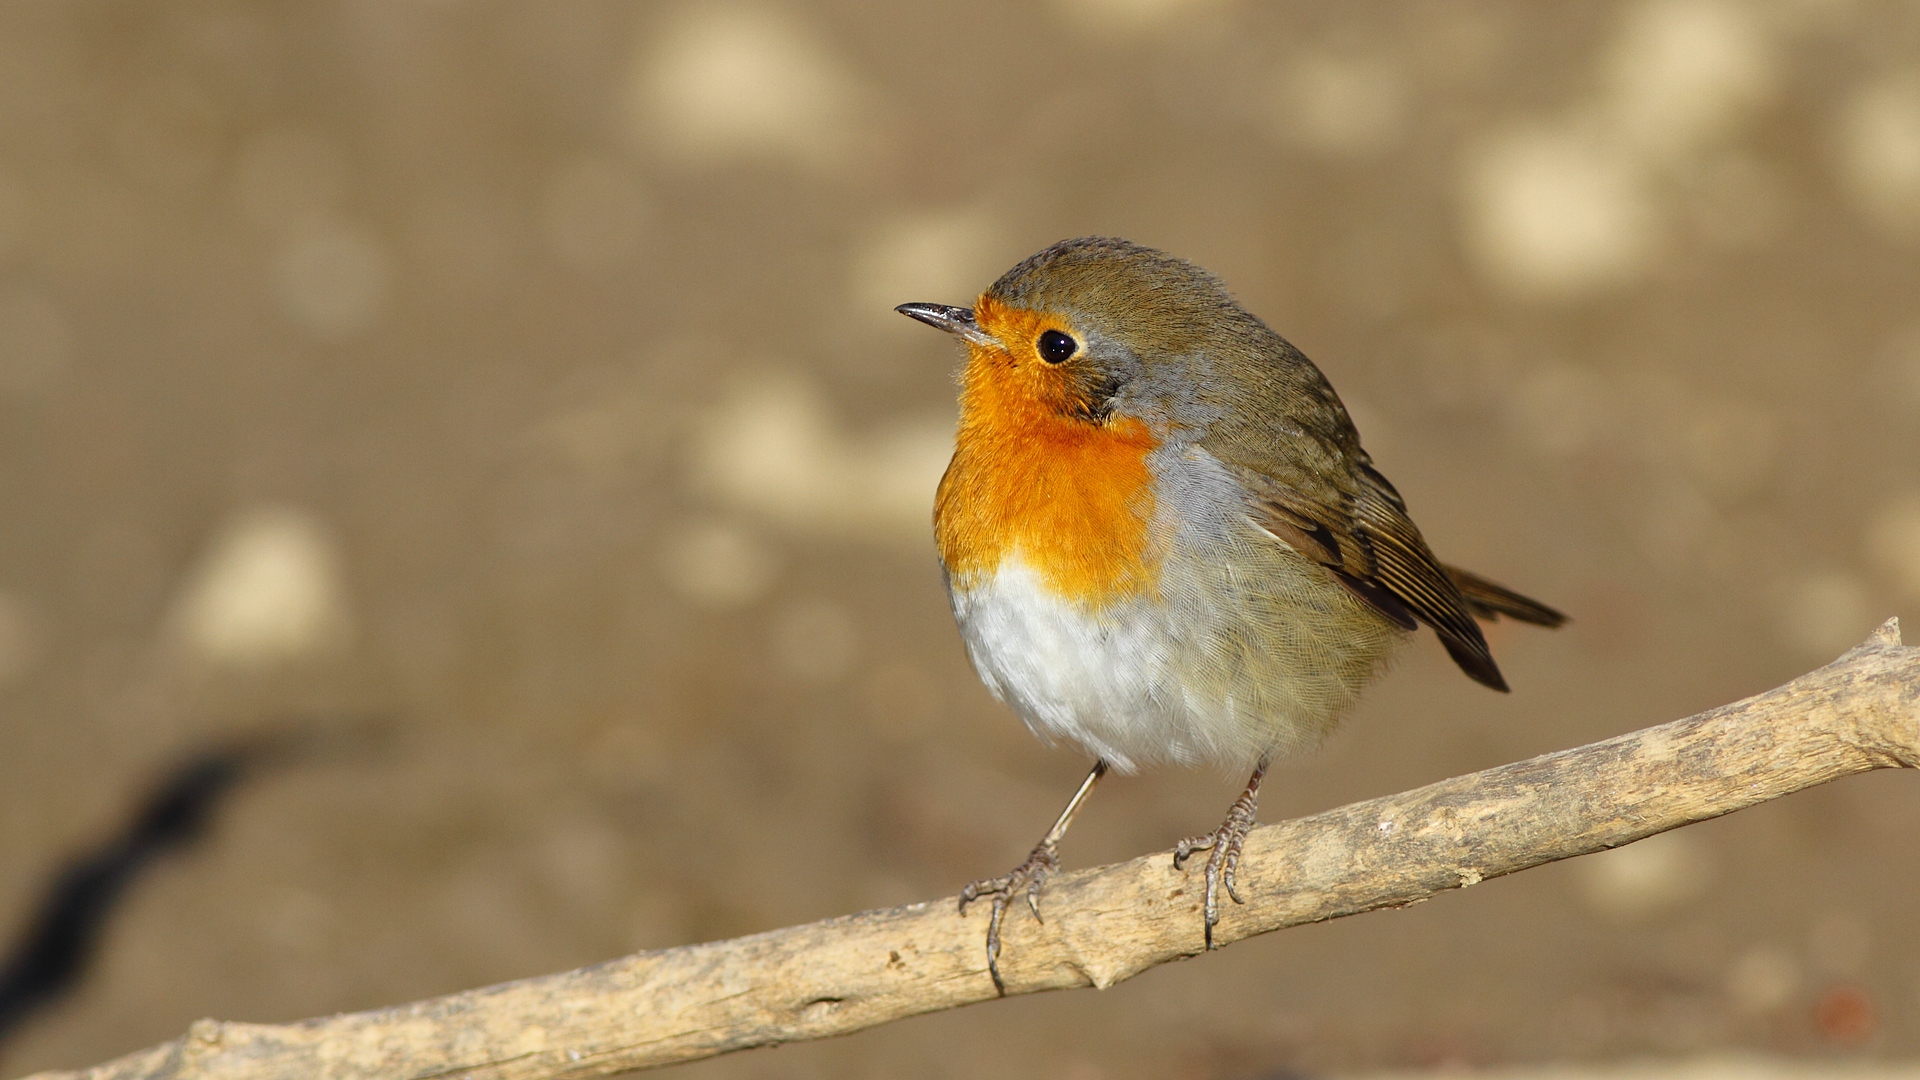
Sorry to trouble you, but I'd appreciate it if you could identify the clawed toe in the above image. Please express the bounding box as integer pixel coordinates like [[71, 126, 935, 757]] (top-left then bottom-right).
[[958, 844, 1057, 917], [1171, 833, 1211, 869], [1175, 822, 1251, 950], [959, 843, 1059, 995], [1222, 843, 1247, 905], [1172, 761, 1268, 951]]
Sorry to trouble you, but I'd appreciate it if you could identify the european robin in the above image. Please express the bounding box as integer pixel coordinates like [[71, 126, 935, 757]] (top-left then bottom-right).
[[899, 237, 1565, 992]]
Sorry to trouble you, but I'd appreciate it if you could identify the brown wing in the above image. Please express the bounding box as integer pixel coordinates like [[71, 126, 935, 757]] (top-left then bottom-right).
[[1228, 457, 1515, 692], [1346, 463, 1514, 691]]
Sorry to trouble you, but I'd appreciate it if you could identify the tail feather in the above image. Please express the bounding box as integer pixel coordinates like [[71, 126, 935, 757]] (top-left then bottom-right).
[[1443, 565, 1568, 628]]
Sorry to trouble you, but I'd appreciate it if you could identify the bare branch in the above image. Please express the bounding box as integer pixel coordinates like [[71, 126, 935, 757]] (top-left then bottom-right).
[[28, 620, 1918, 1080]]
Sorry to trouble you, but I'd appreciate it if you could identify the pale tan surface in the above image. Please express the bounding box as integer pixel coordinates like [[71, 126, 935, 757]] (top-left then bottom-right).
[[22, 625, 1918, 1080], [1347, 1056, 1920, 1080], [2, 3, 1920, 1078]]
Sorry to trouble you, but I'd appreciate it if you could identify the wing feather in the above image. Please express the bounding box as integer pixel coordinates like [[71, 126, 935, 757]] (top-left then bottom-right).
[[1228, 457, 1515, 691]]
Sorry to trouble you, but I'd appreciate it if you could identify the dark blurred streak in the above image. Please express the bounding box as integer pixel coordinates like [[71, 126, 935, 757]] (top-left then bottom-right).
[[0, 719, 388, 1048]]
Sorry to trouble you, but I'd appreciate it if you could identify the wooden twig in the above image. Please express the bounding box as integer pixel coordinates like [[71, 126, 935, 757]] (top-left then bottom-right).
[[27, 620, 1918, 1080]]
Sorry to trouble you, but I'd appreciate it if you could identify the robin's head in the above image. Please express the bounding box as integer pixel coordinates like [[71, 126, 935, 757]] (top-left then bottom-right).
[[898, 237, 1266, 434]]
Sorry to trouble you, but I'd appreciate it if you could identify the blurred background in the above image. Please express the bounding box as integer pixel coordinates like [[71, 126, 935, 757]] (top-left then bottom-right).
[[0, 0, 1918, 1077]]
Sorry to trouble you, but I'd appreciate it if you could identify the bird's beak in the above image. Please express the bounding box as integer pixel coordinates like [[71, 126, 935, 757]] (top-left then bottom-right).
[[895, 303, 999, 347]]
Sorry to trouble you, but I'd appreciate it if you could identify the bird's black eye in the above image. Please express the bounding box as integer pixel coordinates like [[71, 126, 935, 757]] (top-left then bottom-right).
[[1037, 329, 1077, 364]]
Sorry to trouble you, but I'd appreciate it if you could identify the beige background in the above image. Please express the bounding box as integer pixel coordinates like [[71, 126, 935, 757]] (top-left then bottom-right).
[[1, 1, 1918, 1077]]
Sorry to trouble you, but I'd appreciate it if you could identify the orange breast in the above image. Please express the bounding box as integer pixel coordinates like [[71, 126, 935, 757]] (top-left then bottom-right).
[[935, 333, 1160, 606]]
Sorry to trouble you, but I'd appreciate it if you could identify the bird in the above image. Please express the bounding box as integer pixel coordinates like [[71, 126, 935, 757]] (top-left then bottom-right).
[[897, 237, 1565, 993]]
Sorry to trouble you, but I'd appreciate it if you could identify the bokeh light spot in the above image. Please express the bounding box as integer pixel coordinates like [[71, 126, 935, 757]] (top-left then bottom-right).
[[626, 6, 868, 173], [1864, 493, 1920, 599], [686, 371, 953, 543], [661, 519, 779, 609], [1464, 127, 1660, 297], [1269, 52, 1407, 157], [169, 505, 354, 667], [1777, 571, 1874, 659], [272, 221, 394, 338], [1727, 944, 1800, 1013], [1838, 71, 1920, 238], [1576, 829, 1714, 920]]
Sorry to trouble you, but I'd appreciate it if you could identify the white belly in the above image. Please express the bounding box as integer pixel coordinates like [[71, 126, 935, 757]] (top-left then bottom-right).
[[948, 546, 1404, 773], [950, 559, 1191, 771]]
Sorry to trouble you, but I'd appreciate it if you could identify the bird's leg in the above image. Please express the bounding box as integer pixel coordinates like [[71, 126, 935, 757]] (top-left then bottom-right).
[[1173, 757, 1268, 950], [958, 759, 1108, 994]]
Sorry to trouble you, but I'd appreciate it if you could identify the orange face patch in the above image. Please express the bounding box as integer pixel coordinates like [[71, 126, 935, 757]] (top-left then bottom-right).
[[934, 296, 1159, 606]]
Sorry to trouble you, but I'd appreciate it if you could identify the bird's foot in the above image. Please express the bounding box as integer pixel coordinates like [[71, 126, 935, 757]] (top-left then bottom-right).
[[958, 840, 1059, 995], [1172, 788, 1261, 950]]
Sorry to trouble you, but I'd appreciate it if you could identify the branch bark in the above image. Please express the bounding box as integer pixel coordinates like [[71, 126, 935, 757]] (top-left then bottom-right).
[[28, 621, 1919, 1080]]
